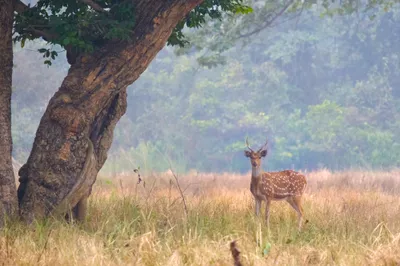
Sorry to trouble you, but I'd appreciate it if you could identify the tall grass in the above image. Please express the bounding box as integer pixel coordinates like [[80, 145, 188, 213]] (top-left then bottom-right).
[[1, 169, 400, 265]]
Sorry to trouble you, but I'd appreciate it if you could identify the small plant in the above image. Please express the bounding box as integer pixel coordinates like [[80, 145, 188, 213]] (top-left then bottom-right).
[[133, 166, 145, 187]]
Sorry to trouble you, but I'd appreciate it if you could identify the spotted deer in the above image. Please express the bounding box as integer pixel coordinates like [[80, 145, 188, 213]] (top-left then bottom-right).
[[244, 138, 307, 231]]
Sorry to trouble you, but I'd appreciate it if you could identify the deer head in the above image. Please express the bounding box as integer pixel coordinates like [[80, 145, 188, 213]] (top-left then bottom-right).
[[244, 137, 268, 168]]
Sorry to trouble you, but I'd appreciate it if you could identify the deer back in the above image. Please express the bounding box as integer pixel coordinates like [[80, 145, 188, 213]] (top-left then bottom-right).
[[258, 170, 307, 200]]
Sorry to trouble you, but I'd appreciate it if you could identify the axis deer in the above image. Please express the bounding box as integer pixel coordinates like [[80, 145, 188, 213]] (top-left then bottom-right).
[[244, 138, 307, 231]]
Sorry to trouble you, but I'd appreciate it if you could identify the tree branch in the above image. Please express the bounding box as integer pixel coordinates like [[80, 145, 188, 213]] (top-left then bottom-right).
[[78, 0, 106, 13], [13, 0, 80, 65], [13, 1, 56, 42], [24, 28, 77, 64], [238, 0, 294, 39], [28, 28, 56, 42], [15, 0, 107, 14], [14, 0, 30, 14]]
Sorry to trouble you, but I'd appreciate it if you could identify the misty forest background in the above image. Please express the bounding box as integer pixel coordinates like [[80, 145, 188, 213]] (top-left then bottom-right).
[[11, 2, 400, 175]]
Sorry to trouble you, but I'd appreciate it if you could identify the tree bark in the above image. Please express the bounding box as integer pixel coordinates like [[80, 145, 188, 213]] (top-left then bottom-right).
[[17, 0, 204, 223], [0, 0, 18, 225]]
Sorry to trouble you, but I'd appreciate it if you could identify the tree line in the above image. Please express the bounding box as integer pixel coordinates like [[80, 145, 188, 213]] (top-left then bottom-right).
[[103, 1, 400, 174]]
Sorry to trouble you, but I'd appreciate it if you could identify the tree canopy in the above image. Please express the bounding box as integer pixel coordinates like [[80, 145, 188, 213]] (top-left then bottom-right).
[[13, 0, 252, 65]]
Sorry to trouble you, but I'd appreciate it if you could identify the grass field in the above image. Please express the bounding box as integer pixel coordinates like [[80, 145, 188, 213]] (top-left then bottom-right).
[[1, 169, 400, 265]]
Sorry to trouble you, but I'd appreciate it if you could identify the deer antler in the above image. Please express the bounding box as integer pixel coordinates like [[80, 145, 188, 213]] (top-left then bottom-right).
[[245, 137, 255, 152], [257, 137, 268, 152]]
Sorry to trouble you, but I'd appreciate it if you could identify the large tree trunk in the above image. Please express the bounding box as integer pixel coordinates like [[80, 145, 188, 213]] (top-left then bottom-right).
[[17, 0, 203, 223], [0, 0, 18, 225]]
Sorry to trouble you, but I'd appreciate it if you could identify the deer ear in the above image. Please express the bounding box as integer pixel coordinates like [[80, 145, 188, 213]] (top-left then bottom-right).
[[244, 150, 251, 157], [260, 150, 267, 157]]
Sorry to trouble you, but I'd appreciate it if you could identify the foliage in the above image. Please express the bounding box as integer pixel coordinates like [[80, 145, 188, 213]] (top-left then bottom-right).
[[13, 0, 252, 65]]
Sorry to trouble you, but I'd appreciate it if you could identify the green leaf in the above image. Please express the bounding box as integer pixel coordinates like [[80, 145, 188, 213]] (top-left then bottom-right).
[[20, 38, 26, 48], [63, 37, 70, 46], [263, 242, 271, 256], [235, 5, 253, 14]]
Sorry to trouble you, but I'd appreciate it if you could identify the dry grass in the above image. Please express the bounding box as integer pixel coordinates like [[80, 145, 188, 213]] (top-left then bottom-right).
[[1, 169, 400, 265]]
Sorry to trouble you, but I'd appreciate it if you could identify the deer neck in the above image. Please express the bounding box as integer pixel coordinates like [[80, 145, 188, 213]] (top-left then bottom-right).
[[251, 166, 262, 180]]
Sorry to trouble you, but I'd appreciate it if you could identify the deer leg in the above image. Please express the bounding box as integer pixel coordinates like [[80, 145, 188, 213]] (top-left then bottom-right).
[[294, 196, 304, 231], [265, 199, 271, 229], [255, 198, 261, 217], [287, 196, 304, 231]]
